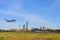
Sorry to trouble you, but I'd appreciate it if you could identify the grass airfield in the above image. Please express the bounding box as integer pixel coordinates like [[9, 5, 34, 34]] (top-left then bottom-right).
[[0, 32, 60, 40]]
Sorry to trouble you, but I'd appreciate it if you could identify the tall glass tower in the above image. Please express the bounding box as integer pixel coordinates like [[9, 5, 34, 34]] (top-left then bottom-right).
[[23, 24, 25, 30], [26, 21, 29, 31]]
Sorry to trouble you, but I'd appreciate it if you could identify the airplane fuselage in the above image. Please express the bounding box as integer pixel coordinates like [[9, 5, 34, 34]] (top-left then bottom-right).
[[5, 18, 16, 22]]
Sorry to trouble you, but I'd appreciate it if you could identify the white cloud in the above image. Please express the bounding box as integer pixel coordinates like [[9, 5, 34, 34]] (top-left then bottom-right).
[[0, 0, 48, 24], [0, 9, 59, 29], [0, 0, 58, 29]]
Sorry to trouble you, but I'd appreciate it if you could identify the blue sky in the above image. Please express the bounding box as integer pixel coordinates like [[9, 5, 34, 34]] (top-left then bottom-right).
[[0, 0, 60, 30]]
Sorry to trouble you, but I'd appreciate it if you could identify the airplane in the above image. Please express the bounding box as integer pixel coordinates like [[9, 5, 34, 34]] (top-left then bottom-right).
[[5, 18, 16, 22]]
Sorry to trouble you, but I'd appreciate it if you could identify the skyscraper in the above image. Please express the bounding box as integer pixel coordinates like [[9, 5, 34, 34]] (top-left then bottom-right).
[[26, 21, 29, 31], [23, 24, 25, 30]]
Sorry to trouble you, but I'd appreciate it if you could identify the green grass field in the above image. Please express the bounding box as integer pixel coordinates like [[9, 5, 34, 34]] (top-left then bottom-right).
[[0, 32, 60, 40]]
